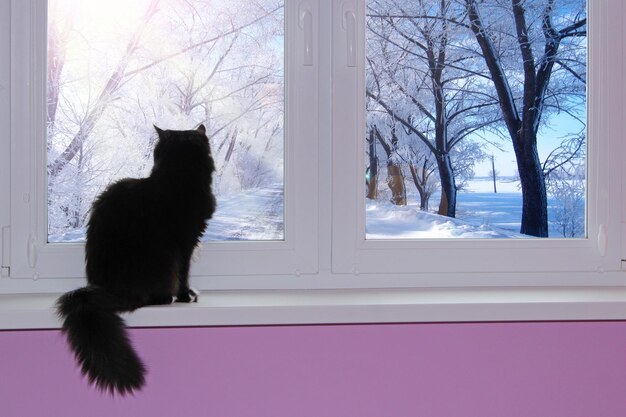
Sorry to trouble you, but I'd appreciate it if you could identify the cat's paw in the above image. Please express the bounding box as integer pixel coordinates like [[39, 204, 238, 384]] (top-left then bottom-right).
[[176, 287, 199, 303]]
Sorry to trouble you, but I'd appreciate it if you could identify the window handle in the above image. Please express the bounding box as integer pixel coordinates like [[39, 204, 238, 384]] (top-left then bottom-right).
[[299, 3, 312, 66], [27, 234, 37, 269], [597, 224, 607, 257]]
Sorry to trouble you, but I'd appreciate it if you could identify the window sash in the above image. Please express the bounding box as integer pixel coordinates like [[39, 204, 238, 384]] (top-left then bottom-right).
[[7, 0, 319, 284], [330, 0, 624, 283]]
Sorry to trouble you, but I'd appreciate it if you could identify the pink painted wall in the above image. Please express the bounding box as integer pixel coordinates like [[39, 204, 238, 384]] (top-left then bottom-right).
[[2, 322, 626, 417]]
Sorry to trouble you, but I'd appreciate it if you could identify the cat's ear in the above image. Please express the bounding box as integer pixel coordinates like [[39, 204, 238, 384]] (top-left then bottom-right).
[[197, 124, 206, 135], [154, 125, 167, 137]]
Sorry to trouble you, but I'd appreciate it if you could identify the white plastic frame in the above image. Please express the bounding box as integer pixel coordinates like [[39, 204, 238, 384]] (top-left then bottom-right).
[[5, 0, 319, 289], [331, 0, 625, 287]]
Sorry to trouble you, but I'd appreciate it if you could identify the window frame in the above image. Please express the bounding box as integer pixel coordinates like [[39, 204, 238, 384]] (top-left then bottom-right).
[[5, 0, 320, 287], [331, 0, 625, 286], [1, 0, 625, 327]]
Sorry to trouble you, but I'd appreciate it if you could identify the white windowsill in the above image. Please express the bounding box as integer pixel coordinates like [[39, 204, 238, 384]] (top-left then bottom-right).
[[3, 287, 626, 330]]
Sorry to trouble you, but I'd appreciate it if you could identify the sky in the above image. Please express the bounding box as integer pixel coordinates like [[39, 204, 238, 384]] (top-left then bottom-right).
[[473, 110, 586, 177]]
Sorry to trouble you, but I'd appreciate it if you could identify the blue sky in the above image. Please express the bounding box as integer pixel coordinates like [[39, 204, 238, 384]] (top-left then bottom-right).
[[474, 110, 586, 177]]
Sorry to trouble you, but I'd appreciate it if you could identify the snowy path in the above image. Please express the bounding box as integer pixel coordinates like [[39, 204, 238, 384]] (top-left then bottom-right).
[[202, 185, 284, 241], [49, 185, 285, 243]]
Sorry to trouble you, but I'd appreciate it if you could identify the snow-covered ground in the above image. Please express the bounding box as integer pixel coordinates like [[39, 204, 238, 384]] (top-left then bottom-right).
[[49, 177, 581, 242], [367, 178, 525, 239], [202, 185, 284, 241], [48, 185, 285, 243], [367, 177, 580, 239], [366, 201, 523, 239]]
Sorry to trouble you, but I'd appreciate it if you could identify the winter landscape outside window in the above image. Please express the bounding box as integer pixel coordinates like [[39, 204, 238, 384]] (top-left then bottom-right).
[[46, 0, 285, 243], [365, 0, 587, 239]]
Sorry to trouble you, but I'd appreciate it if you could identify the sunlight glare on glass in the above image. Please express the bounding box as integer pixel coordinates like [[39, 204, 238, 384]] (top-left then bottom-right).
[[46, 0, 285, 243]]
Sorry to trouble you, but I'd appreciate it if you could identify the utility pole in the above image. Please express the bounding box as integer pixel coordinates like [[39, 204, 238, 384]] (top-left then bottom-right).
[[491, 154, 497, 193]]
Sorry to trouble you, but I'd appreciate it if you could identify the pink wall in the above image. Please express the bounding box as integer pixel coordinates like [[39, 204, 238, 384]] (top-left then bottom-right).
[[2, 321, 626, 417]]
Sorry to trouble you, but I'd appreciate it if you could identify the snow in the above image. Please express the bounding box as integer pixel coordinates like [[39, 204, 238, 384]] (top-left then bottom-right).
[[366, 203, 522, 239], [48, 185, 284, 243], [366, 177, 581, 239], [49, 178, 581, 243], [202, 185, 284, 241]]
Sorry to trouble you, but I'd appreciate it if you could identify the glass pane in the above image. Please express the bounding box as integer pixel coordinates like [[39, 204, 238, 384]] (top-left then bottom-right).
[[47, 0, 284, 242], [366, 0, 586, 239]]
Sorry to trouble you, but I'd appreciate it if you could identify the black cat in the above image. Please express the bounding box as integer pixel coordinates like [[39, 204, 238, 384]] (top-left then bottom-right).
[[56, 124, 216, 395]]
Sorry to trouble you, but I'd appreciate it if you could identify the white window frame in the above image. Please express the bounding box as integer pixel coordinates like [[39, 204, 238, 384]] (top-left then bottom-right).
[[4, 0, 320, 291], [331, 0, 625, 286], [1, 0, 625, 329]]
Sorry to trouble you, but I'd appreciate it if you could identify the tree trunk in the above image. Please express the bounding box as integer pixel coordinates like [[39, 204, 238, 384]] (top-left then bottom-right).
[[466, 0, 558, 236], [513, 131, 548, 237], [373, 126, 406, 205], [367, 171, 379, 200], [420, 192, 429, 212], [409, 164, 429, 211], [387, 164, 406, 206], [437, 153, 456, 217], [366, 129, 379, 200]]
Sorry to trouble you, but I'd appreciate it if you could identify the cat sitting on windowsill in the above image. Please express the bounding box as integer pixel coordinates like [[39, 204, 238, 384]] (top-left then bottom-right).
[[56, 124, 216, 396]]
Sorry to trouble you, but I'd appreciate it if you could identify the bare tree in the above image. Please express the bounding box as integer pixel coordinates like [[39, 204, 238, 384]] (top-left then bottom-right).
[[465, 0, 586, 236], [48, 0, 162, 179], [366, 128, 380, 200], [373, 125, 407, 206], [543, 131, 585, 237], [47, 0, 285, 236], [407, 143, 438, 210], [367, 0, 501, 217]]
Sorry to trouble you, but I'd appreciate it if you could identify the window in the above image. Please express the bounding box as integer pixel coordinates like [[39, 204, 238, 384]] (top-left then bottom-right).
[[1, 0, 625, 325], [5, 0, 318, 285], [47, 0, 286, 243], [365, 0, 587, 240], [331, 0, 623, 285]]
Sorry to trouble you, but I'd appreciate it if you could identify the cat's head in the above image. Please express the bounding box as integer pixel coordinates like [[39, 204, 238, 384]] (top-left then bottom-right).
[[152, 124, 214, 174]]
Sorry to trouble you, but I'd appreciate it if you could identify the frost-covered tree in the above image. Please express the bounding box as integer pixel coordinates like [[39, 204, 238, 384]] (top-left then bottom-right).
[[47, 0, 284, 237], [367, 0, 501, 217], [544, 132, 585, 237], [371, 123, 408, 206], [406, 141, 438, 211], [451, 140, 487, 191], [465, 0, 587, 236], [550, 172, 585, 237]]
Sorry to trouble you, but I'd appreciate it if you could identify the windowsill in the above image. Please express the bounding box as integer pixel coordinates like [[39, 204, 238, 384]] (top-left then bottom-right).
[[3, 286, 626, 330]]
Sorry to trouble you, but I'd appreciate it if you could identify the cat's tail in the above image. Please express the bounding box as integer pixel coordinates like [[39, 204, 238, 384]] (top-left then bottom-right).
[[56, 286, 146, 395]]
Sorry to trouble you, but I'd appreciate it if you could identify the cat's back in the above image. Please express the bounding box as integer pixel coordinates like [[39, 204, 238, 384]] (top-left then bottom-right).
[[87, 177, 157, 238]]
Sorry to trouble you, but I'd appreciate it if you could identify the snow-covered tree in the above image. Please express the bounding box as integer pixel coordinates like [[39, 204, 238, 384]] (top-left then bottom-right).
[[465, 0, 587, 236], [406, 141, 438, 211], [367, 0, 501, 217], [47, 0, 284, 237], [544, 132, 585, 237]]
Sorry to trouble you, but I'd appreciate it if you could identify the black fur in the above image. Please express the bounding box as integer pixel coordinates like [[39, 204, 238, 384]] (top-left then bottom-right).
[[56, 125, 216, 395]]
